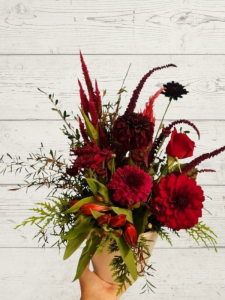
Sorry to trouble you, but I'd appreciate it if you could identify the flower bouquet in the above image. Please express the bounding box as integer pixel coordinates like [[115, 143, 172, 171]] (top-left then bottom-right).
[[1, 52, 225, 295]]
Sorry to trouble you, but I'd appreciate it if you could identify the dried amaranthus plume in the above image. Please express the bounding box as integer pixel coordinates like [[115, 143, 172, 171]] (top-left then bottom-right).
[[165, 119, 200, 140], [182, 146, 225, 173], [125, 64, 177, 114], [78, 79, 89, 115], [148, 129, 170, 165], [142, 87, 166, 125]]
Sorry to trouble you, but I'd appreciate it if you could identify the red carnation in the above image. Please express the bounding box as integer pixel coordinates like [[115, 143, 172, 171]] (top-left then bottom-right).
[[151, 174, 205, 230], [113, 113, 154, 150], [108, 165, 153, 206], [166, 128, 195, 159]]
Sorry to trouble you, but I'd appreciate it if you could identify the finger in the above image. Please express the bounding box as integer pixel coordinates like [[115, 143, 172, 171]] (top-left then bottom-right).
[[79, 263, 90, 281]]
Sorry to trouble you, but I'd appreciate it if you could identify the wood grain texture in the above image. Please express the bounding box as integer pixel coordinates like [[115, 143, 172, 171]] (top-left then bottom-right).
[[0, 0, 225, 298], [0, 0, 225, 54], [1, 120, 225, 185], [0, 55, 225, 120], [0, 185, 224, 248], [0, 248, 224, 300]]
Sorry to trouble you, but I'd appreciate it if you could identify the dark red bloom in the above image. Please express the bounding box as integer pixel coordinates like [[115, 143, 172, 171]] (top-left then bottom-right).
[[166, 128, 195, 159], [69, 200, 79, 208], [69, 143, 113, 174], [151, 174, 205, 230], [97, 214, 112, 226], [108, 165, 153, 206], [124, 222, 138, 246], [110, 214, 127, 228], [80, 203, 110, 215], [113, 113, 154, 150]]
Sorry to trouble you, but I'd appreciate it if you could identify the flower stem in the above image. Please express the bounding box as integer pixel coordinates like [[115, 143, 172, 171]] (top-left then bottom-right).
[[154, 98, 172, 141]]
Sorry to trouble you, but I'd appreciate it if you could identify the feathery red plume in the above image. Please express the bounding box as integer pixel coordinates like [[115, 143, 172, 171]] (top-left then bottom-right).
[[78, 79, 89, 115], [79, 51, 94, 97], [142, 87, 166, 125], [89, 92, 98, 126], [78, 117, 90, 144], [95, 80, 102, 117], [125, 64, 177, 114], [182, 146, 225, 173]]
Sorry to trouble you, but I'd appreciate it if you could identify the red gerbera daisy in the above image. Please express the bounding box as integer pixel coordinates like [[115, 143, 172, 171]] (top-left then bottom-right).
[[108, 165, 153, 206], [151, 173, 205, 230]]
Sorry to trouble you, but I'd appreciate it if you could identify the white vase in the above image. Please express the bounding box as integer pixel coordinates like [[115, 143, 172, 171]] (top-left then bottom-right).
[[91, 231, 158, 284]]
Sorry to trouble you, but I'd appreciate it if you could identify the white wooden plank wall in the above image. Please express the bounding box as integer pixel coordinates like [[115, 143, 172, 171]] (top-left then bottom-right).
[[0, 1, 225, 299]]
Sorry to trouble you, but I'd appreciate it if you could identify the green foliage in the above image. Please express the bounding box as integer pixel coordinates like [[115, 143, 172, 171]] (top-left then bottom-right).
[[63, 218, 94, 260], [186, 221, 217, 252], [111, 207, 133, 223], [110, 255, 132, 296], [74, 232, 102, 281], [65, 196, 96, 213], [115, 236, 137, 281], [133, 206, 150, 234], [80, 108, 99, 143], [15, 196, 72, 247], [158, 228, 173, 246], [86, 178, 111, 204]]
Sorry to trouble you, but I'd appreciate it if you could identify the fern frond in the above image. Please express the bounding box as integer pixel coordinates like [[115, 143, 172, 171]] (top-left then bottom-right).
[[186, 221, 217, 252]]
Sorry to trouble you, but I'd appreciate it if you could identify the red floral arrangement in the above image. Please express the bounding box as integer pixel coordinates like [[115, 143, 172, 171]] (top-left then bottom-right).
[[1, 52, 224, 295]]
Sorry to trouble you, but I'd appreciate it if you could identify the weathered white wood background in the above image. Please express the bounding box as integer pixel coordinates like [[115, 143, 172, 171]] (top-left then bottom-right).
[[0, 0, 225, 299]]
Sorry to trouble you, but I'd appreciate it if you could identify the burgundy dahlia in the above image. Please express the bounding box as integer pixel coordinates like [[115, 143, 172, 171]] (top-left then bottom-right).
[[151, 174, 205, 230], [113, 113, 154, 150], [108, 165, 153, 206]]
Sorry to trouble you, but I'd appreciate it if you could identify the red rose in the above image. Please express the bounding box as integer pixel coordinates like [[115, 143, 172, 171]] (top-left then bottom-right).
[[166, 128, 195, 159], [151, 174, 205, 230]]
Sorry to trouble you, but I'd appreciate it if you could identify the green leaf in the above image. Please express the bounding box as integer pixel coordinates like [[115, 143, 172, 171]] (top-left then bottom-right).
[[133, 206, 150, 235], [63, 221, 94, 260], [65, 196, 96, 213], [86, 178, 111, 204], [90, 209, 104, 219], [86, 178, 98, 195], [74, 233, 102, 280], [62, 217, 92, 240], [115, 236, 137, 281], [80, 109, 99, 143], [107, 158, 116, 175], [111, 207, 133, 223]]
